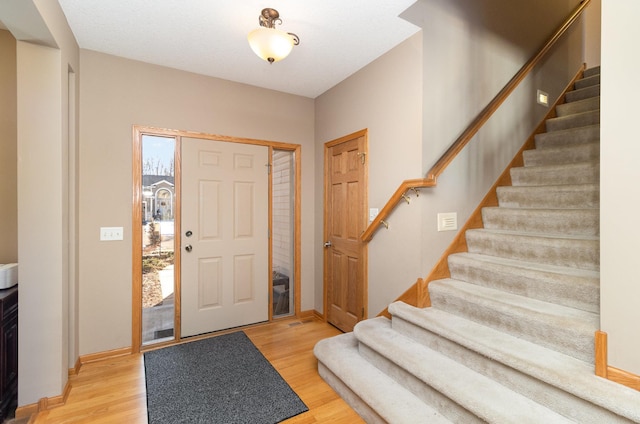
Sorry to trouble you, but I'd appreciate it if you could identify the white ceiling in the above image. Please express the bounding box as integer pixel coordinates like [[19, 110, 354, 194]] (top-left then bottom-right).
[[56, 0, 420, 98]]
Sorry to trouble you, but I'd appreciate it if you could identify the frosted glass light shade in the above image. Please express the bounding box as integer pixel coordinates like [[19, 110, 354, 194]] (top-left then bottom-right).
[[248, 27, 295, 63]]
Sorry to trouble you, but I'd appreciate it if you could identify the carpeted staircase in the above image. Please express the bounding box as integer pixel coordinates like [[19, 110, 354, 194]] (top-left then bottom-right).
[[315, 67, 640, 423]]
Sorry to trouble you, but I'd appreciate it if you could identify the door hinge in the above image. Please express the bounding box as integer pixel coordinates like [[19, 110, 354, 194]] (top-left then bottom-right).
[[268, 229, 271, 239], [266, 163, 272, 174], [357, 152, 366, 165]]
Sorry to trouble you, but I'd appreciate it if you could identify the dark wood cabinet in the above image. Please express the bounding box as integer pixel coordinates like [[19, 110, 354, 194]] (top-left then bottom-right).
[[0, 287, 17, 421]]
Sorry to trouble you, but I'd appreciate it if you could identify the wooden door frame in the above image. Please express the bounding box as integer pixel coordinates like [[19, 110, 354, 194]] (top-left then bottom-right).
[[322, 129, 369, 324], [132, 125, 302, 353]]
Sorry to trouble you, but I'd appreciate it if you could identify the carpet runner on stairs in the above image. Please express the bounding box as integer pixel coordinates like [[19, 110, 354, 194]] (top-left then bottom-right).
[[315, 67, 640, 423]]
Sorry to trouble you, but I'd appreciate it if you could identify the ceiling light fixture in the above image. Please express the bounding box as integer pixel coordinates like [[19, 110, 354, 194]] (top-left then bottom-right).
[[247, 8, 300, 64]]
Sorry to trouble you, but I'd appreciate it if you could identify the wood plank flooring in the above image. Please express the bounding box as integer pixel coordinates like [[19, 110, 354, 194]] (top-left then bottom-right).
[[29, 317, 364, 423]]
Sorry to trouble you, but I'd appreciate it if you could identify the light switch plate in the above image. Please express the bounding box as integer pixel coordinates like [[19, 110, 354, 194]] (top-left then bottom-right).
[[100, 227, 123, 241], [369, 208, 379, 222]]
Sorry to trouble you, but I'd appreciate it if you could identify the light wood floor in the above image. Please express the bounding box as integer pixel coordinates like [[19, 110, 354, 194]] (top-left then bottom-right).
[[29, 317, 364, 423]]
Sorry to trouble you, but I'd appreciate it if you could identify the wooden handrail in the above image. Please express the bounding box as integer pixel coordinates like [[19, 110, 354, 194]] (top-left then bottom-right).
[[361, 0, 592, 243]]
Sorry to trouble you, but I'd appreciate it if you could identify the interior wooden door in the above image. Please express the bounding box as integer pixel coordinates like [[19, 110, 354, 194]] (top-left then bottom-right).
[[181, 137, 269, 337], [324, 130, 368, 333]]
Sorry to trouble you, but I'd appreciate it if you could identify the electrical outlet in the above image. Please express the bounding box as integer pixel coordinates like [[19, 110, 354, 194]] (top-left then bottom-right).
[[100, 227, 123, 241]]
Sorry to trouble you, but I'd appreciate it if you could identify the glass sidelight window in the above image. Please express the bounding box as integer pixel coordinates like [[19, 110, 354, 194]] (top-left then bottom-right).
[[272, 150, 295, 317], [141, 134, 176, 345]]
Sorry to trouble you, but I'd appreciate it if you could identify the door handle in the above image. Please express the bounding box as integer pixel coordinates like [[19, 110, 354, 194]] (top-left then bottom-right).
[[185, 230, 193, 237], [185, 244, 193, 252], [324, 241, 332, 248]]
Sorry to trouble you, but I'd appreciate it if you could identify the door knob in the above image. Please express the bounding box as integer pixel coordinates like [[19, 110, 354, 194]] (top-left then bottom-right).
[[185, 244, 193, 252], [324, 241, 332, 248]]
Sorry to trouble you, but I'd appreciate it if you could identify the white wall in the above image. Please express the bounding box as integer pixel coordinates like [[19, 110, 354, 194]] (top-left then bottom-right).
[[600, 0, 640, 375]]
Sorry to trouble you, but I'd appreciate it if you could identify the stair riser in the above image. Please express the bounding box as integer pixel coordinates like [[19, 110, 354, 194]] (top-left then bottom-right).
[[556, 96, 600, 117], [496, 185, 599, 209], [583, 67, 600, 78], [448, 254, 599, 313], [317, 363, 386, 424], [565, 85, 600, 102], [428, 285, 595, 362], [535, 124, 599, 149], [510, 163, 599, 186], [575, 74, 600, 90], [358, 343, 483, 424], [546, 111, 600, 132], [391, 317, 624, 423], [523, 143, 599, 167], [465, 230, 600, 271], [482, 208, 599, 236]]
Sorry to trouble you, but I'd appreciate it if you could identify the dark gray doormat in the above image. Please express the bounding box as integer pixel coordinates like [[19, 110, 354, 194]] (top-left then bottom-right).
[[144, 331, 308, 424]]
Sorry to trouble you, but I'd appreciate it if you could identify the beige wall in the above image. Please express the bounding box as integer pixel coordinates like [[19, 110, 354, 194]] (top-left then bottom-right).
[[2, 0, 80, 406], [413, 0, 582, 284], [0, 30, 17, 264], [2, 0, 637, 409], [315, 0, 583, 316], [315, 34, 424, 315], [584, 0, 601, 68], [78, 50, 315, 355], [600, 0, 640, 375]]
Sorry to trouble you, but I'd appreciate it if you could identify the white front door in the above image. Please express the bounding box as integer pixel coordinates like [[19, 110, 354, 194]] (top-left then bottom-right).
[[181, 137, 269, 337]]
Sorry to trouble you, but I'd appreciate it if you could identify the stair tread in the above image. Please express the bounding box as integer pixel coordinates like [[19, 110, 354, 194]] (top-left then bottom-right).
[[575, 74, 601, 89], [482, 206, 599, 236], [450, 251, 599, 279], [511, 161, 599, 187], [536, 123, 600, 138], [583, 66, 600, 78], [355, 318, 576, 424], [517, 160, 599, 171], [466, 227, 599, 241], [483, 206, 599, 214], [556, 96, 600, 117], [534, 123, 600, 149], [428, 279, 597, 362], [524, 142, 600, 166], [565, 84, 600, 102], [448, 252, 599, 313], [545, 109, 600, 132], [388, 302, 640, 422], [429, 278, 598, 328], [498, 183, 598, 194], [314, 332, 452, 424], [496, 183, 600, 208], [527, 140, 599, 153]]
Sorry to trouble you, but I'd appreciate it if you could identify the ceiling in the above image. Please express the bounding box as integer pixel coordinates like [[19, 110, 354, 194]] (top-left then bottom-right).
[[56, 0, 421, 98]]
